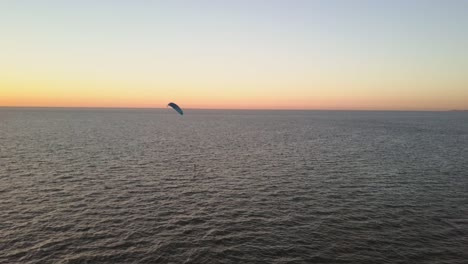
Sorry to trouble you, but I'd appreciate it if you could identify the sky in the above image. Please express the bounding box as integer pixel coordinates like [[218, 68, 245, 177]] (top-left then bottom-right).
[[1, 0, 467, 110]]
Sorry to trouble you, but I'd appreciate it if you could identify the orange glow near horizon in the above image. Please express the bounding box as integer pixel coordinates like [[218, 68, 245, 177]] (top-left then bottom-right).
[[1, 72, 467, 110], [2, 83, 467, 111]]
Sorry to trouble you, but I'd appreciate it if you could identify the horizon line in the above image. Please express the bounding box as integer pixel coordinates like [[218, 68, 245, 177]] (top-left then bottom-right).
[[0, 105, 463, 112]]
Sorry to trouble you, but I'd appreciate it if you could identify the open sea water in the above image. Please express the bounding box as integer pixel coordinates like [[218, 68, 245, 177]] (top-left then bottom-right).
[[0, 108, 467, 264]]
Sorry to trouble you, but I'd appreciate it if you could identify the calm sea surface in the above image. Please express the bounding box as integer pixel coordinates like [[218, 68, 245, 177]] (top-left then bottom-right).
[[1, 108, 467, 264]]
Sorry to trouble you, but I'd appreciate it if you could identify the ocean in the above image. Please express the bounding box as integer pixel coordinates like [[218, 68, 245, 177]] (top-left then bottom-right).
[[1, 108, 467, 263]]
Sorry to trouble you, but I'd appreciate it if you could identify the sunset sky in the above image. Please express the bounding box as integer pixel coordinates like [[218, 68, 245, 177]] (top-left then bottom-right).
[[1, 1, 467, 110]]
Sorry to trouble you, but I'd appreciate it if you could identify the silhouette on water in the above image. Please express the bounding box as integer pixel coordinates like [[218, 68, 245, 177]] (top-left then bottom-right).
[[168, 102, 183, 115]]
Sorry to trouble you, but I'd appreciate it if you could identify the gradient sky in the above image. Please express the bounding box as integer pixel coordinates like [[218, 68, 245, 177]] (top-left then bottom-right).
[[1, 0, 467, 110]]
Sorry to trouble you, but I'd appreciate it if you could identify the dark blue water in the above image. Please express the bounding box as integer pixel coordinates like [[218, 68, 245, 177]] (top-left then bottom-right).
[[1, 108, 467, 263]]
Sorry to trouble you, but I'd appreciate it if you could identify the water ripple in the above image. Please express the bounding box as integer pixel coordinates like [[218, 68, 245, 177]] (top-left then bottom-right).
[[0, 109, 467, 263]]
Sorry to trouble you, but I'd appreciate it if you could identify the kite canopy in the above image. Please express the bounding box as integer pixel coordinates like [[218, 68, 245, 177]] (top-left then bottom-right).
[[168, 102, 183, 115]]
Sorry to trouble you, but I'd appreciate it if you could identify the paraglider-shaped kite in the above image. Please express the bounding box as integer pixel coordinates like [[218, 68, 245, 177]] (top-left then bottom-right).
[[168, 102, 183, 115]]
